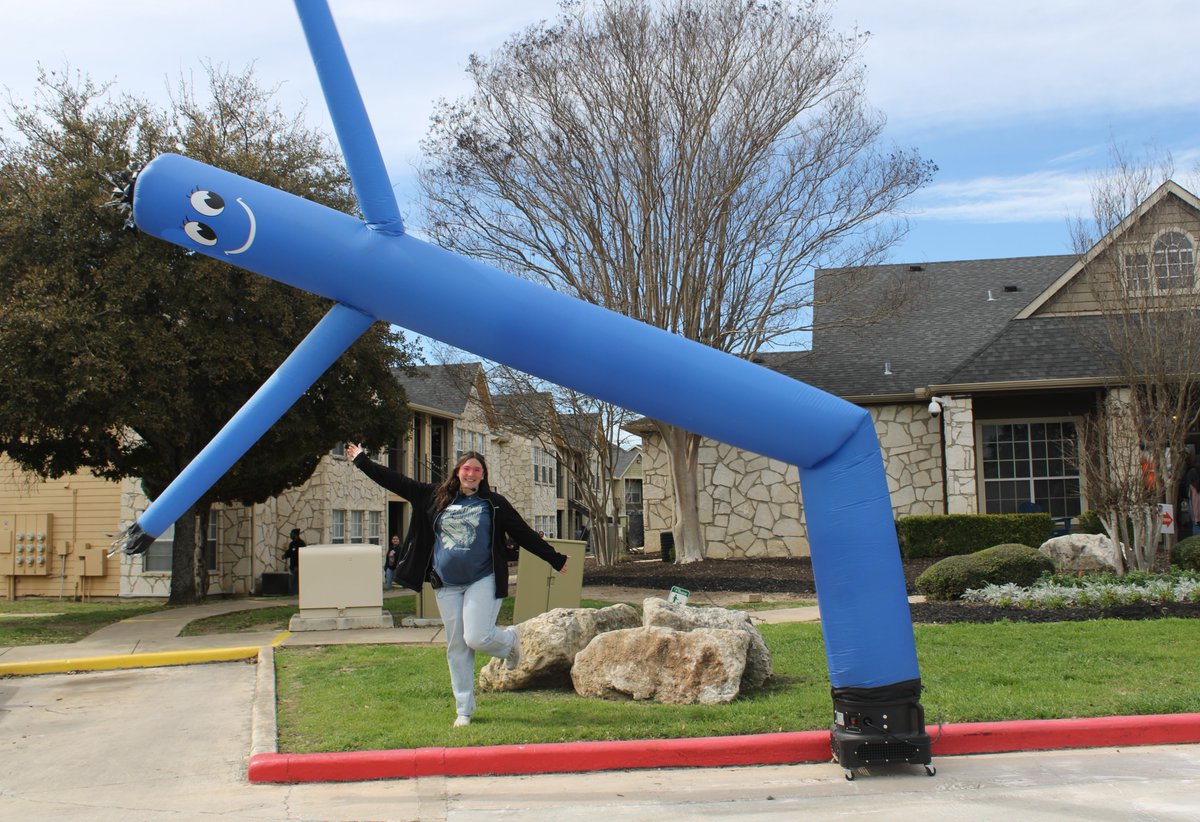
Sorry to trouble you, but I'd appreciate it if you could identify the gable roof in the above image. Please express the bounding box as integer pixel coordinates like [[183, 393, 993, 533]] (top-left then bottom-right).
[[612, 445, 640, 477], [764, 255, 1075, 399], [391, 362, 483, 417], [1016, 180, 1200, 319]]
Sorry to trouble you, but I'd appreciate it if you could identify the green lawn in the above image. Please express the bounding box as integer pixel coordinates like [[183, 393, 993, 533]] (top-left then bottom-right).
[[274, 618, 1200, 753], [0, 600, 164, 646]]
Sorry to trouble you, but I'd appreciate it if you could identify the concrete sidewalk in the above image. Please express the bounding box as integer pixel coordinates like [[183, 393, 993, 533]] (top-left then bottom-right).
[[0, 590, 449, 673], [1, 662, 1198, 820]]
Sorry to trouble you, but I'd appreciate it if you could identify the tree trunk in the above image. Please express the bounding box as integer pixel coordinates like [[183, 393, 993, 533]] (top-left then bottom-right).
[[196, 505, 211, 604], [659, 423, 704, 563], [168, 505, 199, 605]]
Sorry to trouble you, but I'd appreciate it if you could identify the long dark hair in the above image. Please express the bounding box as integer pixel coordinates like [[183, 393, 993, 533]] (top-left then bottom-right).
[[433, 451, 490, 511]]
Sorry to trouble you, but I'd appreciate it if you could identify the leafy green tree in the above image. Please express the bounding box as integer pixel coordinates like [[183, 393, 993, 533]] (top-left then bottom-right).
[[0, 65, 415, 603]]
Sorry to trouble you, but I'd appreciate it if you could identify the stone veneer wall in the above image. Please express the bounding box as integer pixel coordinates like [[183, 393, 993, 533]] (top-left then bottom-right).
[[641, 402, 944, 558], [941, 397, 978, 514], [119, 453, 386, 597]]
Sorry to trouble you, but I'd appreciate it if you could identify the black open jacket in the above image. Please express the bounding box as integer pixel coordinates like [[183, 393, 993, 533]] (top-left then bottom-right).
[[352, 452, 567, 597]]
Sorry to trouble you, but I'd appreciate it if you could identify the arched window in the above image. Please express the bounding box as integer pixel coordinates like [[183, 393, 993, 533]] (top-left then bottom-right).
[[1153, 230, 1195, 291]]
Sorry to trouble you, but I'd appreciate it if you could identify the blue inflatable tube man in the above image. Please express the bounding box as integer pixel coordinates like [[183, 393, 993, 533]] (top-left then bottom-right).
[[113, 0, 931, 774]]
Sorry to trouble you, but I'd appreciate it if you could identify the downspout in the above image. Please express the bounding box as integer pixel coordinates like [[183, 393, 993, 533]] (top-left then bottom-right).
[[938, 411, 949, 514]]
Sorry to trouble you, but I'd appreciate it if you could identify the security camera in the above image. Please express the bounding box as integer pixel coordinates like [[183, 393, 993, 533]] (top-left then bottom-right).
[[928, 398, 942, 417]]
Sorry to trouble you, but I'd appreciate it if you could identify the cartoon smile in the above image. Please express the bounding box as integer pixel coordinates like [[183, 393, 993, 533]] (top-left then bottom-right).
[[181, 189, 257, 255]]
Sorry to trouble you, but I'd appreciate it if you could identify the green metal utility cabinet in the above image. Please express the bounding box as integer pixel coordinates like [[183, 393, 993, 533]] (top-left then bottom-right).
[[513, 538, 585, 624]]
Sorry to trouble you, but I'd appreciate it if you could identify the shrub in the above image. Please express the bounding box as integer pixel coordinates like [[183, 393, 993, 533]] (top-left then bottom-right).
[[897, 513, 1054, 558], [915, 543, 1055, 601], [1171, 535, 1200, 572], [1076, 509, 1105, 535]]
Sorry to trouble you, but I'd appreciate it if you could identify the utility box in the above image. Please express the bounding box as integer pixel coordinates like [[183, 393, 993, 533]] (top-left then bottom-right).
[[288, 543, 395, 631], [412, 584, 440, 623], [513, 538, 585, 624]]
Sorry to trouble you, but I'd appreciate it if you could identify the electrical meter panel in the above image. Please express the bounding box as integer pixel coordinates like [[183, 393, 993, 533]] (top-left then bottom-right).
[[3, 514, 54, 577]]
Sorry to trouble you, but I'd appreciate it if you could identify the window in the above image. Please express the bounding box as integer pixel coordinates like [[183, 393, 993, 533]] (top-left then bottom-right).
[[331, 509, 346, 544], [533, 515, 556, 537], [1124, 231, 1196, 293], [144, 524, 173, 573], [532, 447, 556, 486], [980, 421, 1082, 519], [455, 429, 486, 460], [625, 479, 643, 506], [1154, 230, 1195, 290], [141, 519, 216, 572], [332, 442, 347, 458], [350, 510, 364, 543], [204, 516, 217, 572], [369, 510, 382, 545]]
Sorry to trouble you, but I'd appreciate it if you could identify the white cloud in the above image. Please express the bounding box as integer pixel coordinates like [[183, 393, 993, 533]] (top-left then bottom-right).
[[913, 171, 1094, 223], [832, 0, 1200, 130]]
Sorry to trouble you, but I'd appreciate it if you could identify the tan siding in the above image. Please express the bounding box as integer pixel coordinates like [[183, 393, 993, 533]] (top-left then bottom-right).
[[0, 460, 123, 598]]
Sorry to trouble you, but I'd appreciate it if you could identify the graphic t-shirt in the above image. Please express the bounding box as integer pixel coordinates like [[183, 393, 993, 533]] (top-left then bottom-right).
[[432, 494, 494, 585]]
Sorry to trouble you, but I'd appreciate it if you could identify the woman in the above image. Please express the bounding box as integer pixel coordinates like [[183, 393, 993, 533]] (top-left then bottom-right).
[[345, 443, 567, 727]]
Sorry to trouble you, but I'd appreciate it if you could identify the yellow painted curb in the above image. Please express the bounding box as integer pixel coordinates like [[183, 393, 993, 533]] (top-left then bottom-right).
[[0, 645, 262, 676]]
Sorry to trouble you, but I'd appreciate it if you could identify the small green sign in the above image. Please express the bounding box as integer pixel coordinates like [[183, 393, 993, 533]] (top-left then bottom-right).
[[668, 585, 690, 605]]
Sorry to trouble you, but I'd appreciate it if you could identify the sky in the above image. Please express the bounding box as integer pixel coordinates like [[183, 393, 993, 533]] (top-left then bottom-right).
[[4, 0, 1200, 269]]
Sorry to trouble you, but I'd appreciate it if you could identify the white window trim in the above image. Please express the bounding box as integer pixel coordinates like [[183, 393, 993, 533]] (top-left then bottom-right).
[[1121, 229, 1197, 295], [974, 416, 1085, 519]]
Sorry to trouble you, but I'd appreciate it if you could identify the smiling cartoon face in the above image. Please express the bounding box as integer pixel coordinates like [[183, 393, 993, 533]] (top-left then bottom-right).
[[180, 186, 257, 256]]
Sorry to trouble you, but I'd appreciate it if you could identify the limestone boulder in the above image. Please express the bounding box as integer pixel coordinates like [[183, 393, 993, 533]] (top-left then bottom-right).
[[571, 626, 751, 705], [479, 603, 640, 691], [1039, 533, 1124, 574], [641, 597, 772, 687]]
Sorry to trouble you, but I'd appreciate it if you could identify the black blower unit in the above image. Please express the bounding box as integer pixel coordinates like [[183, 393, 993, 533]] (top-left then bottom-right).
[[829, 679, 934, 780]]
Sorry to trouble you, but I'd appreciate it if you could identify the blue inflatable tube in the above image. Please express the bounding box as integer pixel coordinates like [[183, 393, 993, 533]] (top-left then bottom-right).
[[126, 152, 917, 688], [115, 0, 924, 698]]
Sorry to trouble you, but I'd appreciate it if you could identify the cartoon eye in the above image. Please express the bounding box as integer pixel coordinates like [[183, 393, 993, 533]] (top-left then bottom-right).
[[184, 220, 218, 246], [189, 189, 225, 217]]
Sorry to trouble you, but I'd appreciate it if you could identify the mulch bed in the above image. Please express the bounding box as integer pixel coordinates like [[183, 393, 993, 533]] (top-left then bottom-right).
[[583, 556, 1200, 623]]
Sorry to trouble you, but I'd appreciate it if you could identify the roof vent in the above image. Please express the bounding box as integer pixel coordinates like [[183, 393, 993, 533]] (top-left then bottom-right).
[[1004, 285, 1020, 292], [908, 265, 925, 272], [986, 290, 996, 301], [883, 361, 893, 376]]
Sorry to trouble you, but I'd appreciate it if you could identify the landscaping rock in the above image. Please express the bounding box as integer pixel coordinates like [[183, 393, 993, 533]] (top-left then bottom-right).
[[479, 603, 640, 691], [641, 596, 772, 687], [571, 626, 751, 704], [1039, 533, 1123, 574]]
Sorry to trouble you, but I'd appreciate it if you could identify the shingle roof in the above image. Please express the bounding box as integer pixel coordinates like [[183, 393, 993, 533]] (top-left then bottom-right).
[[946, 314, 1115, 384], [764, 255, 1076, 397], [390, 363, 481, 416]]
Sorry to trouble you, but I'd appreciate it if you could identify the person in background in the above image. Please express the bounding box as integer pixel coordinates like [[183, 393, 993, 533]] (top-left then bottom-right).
[[1186, 452, 1200, 537], [282, 528, 304, 595], [384, 533, 401, 590], [345, 443, 567, 727]]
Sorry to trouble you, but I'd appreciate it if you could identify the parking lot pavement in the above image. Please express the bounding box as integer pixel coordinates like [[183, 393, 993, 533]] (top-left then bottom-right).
[[2, 661, 1199, 821]]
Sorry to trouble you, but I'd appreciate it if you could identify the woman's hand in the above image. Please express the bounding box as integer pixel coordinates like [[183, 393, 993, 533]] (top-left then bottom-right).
[[345, 442, 364, 461]]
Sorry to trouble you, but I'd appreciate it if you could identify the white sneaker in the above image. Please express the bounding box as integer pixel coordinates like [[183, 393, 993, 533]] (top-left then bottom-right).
[[505, 624, 522, 670], [453, 715, 471, 727]]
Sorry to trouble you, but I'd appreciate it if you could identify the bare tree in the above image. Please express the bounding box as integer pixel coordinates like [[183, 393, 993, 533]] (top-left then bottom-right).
[[418, 0, 934, 561], [1070, 146, 1200, 571], [488, 363, 637, 566]]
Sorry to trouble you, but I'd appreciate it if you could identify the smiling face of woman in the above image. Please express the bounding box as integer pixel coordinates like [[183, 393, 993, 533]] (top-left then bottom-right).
[[457, 458, 486, 495]]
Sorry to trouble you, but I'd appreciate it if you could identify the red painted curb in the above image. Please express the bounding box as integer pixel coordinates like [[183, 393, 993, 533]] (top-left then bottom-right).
[[247, 713, 1200, 783]]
